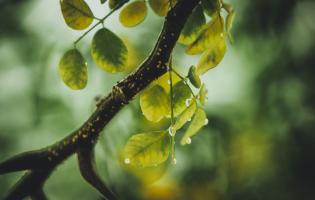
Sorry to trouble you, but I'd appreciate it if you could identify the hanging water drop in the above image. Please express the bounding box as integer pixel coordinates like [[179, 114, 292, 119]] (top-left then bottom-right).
[[172, 158, 177, 165], [204, 118, 209, 125], [124, 158, 130, 164], [168, 126, 176, 136], [188, 118, 191, 122], [167, 79, 171, 85], [186, 137, 192, 144]]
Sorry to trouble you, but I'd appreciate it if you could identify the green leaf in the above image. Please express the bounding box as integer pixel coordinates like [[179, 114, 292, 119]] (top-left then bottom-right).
[[140, 85, 170, 122], [181, 108, 207, 145], [198, 84, 207, 106], [186, 14, 224, 55], [178, 5, 206, 45], [122, 131, 170, 167], [226, 10, 236, 41], [58, 49, 88, 90], [172, 80, 192, 117], [148, 0, 176, 17], [188, 65, 201, 88], [60, 0, 93, 30], [173, 99, 197, 131], [91, 28, 128, 73], [196, 35, 226, 75], [119, 1, 147, 27]]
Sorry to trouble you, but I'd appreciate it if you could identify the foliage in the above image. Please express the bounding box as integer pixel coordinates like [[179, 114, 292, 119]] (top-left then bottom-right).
[[57, 0, 235, 168]]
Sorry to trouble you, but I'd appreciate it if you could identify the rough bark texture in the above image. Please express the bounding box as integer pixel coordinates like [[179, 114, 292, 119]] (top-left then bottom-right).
[[0, 0, 200, 199]]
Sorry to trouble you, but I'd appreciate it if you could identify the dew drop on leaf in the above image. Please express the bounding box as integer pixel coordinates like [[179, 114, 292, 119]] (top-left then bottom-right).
[[204, 118, 209, 125], [186, 137, 192, 144], [124, 158, 130, 164]]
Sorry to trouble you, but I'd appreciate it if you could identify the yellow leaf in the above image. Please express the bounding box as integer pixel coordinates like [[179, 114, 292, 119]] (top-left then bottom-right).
[[155, 71, 181, 93], [186, 15, 224, 55], [91, 28, 128, 73], [180, 108, 207, 145], [140, 85, 170, 122], [122, 131, 170, 167], [60, 0, 93, 30], [58, 49, 88, 90], [172, 80, 192, 117], [148, 0, 176, 17], [173, 100, 197, 131], [119, 1, 148, 27], [196, 35, 226, 75]]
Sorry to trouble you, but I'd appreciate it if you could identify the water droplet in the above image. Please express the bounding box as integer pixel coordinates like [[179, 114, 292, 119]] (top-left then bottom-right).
[[168, 126, 176, 136], [185, 99, 191, 107], [124, 158, 130, 164], [188, 118, 191, 122], [204, 118, 209, 125], [167, 79, 171, 85], [220, 33, 224, 37], [172, 158, 177, 165], [186, 137, 192, 144]]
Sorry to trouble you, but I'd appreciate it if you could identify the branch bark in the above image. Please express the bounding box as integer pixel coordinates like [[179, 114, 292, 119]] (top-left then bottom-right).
[[0, 0, 200, 199]]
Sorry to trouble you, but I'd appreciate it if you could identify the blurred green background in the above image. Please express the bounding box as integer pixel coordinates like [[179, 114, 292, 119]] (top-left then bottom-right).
[[1, 0, 315, 199]]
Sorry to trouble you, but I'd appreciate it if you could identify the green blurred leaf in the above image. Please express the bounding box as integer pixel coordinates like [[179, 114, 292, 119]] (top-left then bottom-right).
[[188, 65, 201, 88], [58, 49, 88, 90], [172, 80, 192, 117], [122, 131, 170, 167], [148, 0, 176, 17], [60, 0, 93, 30], [196, 35, 226, 75], [173, 99, 197, 131], [201, 0, 221, 17], [91, 28, 128, 73], [178, 5, 206, 45], [198, 84, 207, 106], [140, 85, 170, 122], [181, 108, 207, 145], [108, 0, 125, 9], [186, 14, 224, 55], [119, 1, 148, 27]]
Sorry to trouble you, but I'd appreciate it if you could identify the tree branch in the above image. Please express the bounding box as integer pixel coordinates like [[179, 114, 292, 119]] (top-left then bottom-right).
[[0, 0, 200, 199]]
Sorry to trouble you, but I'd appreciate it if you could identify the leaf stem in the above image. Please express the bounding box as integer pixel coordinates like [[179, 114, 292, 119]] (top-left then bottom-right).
[[168, 56, 176, 164], [73, 0, 129, 47]]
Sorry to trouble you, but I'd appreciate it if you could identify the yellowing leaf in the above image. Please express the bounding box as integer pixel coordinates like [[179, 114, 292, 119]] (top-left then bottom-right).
[[172, 80, 192, 117], [201, 0, 221, 17], [198, 84, 207, 106], [58, 49, 88, 90], [173, 100, 197, 131], [119, 1, 148, 27], [122, 131, 170, 167], [155, 72, 181, 93], [186, 15, 224, 55], [148, 0, 176, 17], [178, 5, 206, 45], [196, 35, 226, 75], [60, 0, 93, 30], [188, 65, 201, 88], [91, 28, 128, 73], [181, 108, 207, 145], [140, 85, 170, 122]]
